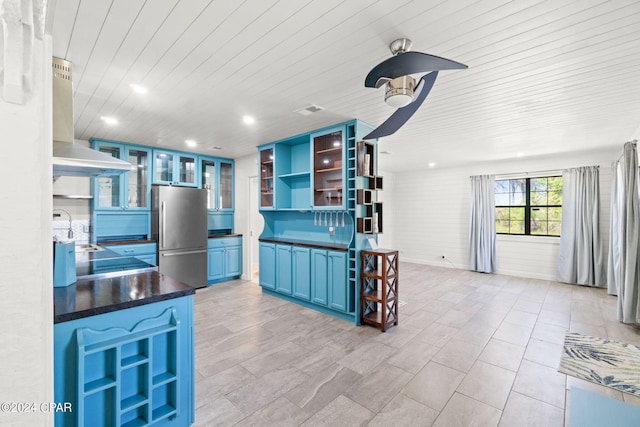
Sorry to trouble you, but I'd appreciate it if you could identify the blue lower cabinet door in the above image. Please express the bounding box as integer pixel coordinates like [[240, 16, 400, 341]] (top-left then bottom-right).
[[292, 247, 311, 300], [276, 245, 292, 295], [311, 249, 328, 306], [225, 246, 242, 278], [208, 248, 225, 282], [328, 251, 347, 312], [259, 243, 276, 289]]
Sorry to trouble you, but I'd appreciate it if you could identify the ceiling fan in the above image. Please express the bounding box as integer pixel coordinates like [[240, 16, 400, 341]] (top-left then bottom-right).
[[364, 38, 468, 140]]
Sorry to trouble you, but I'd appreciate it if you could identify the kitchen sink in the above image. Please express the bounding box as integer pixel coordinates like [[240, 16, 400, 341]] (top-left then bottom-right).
[[75, 243, 105, 253]]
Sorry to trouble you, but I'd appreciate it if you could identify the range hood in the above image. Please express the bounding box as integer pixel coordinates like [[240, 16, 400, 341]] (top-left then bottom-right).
[[52, 57, 134, 177]]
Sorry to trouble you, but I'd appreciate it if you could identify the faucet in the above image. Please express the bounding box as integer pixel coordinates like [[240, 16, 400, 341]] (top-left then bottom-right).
[[53, 209, 73, 239]]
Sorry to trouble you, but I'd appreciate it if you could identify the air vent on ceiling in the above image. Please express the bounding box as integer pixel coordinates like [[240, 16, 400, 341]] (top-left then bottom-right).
[[294, 104, 325, 116], [210, 146, 222, 150]]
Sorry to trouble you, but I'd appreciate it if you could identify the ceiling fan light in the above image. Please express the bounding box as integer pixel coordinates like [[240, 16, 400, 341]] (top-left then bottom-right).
[[385, 76, 415, 108]]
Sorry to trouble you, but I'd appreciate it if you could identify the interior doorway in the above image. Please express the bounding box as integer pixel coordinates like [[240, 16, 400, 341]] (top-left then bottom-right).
[[249, 176, 263, 283]]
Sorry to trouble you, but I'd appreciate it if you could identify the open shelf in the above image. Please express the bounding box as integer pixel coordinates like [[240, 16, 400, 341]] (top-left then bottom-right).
[[360, 250, 399, 332]]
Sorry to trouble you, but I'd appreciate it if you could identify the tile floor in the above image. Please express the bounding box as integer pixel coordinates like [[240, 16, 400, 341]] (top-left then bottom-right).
[[192, 263, 640, 426]]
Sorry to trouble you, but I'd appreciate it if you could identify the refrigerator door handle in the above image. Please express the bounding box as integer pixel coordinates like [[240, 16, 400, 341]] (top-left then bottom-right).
[[161, 249, 207, 257], [161, 201, 166, 249]]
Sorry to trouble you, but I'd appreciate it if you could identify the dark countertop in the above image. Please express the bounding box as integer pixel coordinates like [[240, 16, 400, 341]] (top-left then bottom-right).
[[209, 233, 242, 238], [259, 237, 348, 251], [54, 271, 195, 324]]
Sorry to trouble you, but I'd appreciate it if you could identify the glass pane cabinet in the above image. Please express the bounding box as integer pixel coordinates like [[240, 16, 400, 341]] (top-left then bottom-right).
[[153, 151, 196, 187], [97, 145, 122, 208], [219, 162, 233, 209], [260, 148, 274, 208], [127, 148, 148, 208], [93, 141, 151, 211], [313, 129, 344, 207], [201, 159, 216, 210]]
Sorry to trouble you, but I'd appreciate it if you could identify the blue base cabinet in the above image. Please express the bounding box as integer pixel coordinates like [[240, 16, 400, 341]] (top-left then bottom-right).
[[54, 297, 194, 427], [259, 242, 276, 290], [276, 245, 293, 295], [292, 247, 311, 300], [207, 236, 242, 284], [311, 249, 328, 306]]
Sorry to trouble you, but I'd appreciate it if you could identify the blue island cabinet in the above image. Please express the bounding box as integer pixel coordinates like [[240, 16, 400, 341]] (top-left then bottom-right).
[[54, 297, 194, 427]]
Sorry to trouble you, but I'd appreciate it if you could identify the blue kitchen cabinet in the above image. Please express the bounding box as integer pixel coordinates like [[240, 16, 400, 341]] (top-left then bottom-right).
[[310, 249, 348, 311], [91, 140, 152, 211], [274, 135, 311, 210], [91, 139, 152, 241], [276, 245, 292, 295], [54, 297, 194, 427], [259, 146, 275, 210], [328, 250, 348, 311], [310, 125, 346, 210], [152, 150, 197, 187], [104, 242, 157, 266], [207, 236, 242, 284], [259, 242, 276, 289], [199, 156, 234, 212], [292, 246, 311, 300], [311, 249, 328, 306]]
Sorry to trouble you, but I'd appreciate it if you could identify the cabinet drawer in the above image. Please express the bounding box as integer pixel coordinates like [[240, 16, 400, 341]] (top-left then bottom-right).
[[106, 242, 157, 256], [208, 236, 241, 249]]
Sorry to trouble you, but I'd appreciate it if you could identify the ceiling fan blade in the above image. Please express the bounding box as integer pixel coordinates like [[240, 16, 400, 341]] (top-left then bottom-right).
[[364, 71, 438, 140], [365, 51, 466, 88]]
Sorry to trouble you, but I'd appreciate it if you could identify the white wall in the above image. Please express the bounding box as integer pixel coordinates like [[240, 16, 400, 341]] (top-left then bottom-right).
[[233, 154, 258, 281], [382, 147, 618, 280], [0, 35, 54, 425]]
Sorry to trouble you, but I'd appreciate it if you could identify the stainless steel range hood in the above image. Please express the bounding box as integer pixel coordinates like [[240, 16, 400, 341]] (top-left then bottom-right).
[[52, 57, 134, 177]]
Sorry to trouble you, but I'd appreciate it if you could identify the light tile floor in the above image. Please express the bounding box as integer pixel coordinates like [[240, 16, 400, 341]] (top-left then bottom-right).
[[193, 263, 640, 426]]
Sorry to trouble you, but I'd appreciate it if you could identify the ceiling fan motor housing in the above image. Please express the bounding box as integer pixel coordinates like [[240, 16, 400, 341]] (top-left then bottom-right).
[[385, 75, 416, 108]]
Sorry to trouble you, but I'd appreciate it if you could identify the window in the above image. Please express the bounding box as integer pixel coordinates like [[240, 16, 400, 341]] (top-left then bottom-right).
[[495, 176, 562, 236]]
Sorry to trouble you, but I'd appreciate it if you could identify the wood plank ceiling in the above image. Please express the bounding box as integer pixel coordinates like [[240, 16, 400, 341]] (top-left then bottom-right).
[[51, 0, 640, 171]]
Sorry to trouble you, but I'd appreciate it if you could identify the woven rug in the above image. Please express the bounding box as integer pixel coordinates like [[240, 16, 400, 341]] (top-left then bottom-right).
[[559, 332, 640, 396]]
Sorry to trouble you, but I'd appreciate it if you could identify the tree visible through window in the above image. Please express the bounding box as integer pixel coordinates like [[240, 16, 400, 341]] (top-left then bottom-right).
[[495, 176, 562, 236]]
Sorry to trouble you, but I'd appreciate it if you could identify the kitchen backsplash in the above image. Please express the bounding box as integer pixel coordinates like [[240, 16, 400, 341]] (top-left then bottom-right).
[[53, 219, 90, 243]]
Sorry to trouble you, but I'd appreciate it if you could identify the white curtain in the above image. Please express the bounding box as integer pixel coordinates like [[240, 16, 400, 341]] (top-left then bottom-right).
[[608, 142, 640, 324], [469, 175, 497, 273], [607, 161, 623, 296], [556, 166, 605, 286]]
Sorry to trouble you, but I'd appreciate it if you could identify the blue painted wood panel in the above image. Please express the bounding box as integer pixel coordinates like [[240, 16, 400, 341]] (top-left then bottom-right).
[[276, 245, 293, 295], [259, 242, 276, 289], [292, 247, 311, 301], [328, 250, 347, 311], [311, 249, 328, 306]]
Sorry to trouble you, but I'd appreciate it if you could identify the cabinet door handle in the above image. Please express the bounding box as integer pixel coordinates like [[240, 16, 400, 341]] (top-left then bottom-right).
[[124, 249, 134, 253]]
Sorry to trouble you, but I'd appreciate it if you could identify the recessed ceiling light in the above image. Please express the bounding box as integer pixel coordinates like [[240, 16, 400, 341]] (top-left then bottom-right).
[[100, 116, 118, 125], [185, 139, 197, 147], [517, 152, 524, 157], [243, 115, 255, 125], [129, 84, 148, 94], [428, 162, 436, 167]]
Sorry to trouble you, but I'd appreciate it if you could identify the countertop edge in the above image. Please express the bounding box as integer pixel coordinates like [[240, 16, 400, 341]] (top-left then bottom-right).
[[259, 237, 348, 251]]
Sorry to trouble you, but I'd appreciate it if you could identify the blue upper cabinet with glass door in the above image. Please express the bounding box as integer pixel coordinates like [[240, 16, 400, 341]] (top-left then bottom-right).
[[90, 139, 152, 240], [311, 125, 346, 210], [152, 149, 197, 187], [259, 145, 276, 210], [199, 155, 235, 233]]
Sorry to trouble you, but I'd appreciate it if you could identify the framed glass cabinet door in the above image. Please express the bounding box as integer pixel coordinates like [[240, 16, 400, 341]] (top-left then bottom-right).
[[126, 147, 149, 208], [312, 128, 344, 208], [201, 158, 216, 210], [219, 162, 233, 210], [260, 148, 274, 208], [96, 144, 123, 209]]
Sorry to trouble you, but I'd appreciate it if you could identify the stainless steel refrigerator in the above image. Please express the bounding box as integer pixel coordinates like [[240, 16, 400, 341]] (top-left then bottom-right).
[[151, 185, 207, 288]]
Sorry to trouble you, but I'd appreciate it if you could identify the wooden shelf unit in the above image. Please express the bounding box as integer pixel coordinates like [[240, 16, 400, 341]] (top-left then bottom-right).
[[360, 249, 399, 332]]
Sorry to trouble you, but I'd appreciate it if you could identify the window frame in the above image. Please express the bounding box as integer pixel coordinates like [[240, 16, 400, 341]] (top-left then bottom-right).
[[495, 176, 562, 237]]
